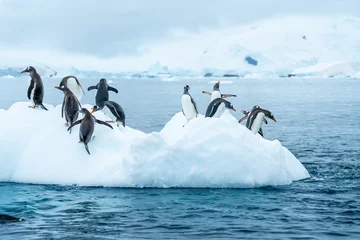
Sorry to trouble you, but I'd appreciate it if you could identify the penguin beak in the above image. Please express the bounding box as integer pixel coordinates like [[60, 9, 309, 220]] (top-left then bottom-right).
[[217, 81, 220, 85], [90, 108, 95, 114], [271, 116, 277, 122], [231, 107, 236, 112], [21, 69, 28, 73], [54, 86, 60, 89]]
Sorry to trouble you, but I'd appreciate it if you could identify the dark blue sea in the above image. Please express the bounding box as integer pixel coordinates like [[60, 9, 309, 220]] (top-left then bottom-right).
[[1, 77, 359, 239]]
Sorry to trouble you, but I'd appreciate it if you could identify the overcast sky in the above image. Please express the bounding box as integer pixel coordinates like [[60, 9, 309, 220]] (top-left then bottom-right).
[[0, 0, 358, 69]]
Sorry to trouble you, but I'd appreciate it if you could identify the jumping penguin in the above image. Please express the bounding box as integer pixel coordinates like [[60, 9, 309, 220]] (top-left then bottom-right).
[[55, 85, 82, 132], [181, 85, 198, 125], [202, 81, 237, 101], [21, 66, 48, 110], [205, 98, 236, 118], [91, 101, 126, 127], [87, 78, 118, 108], [67, 108, 113, 155], [243, 106, 276, 137], [59, 76, 85, 101]]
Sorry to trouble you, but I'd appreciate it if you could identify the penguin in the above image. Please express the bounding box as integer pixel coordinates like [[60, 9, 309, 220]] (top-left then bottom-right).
[[181, 85, 198, 124], [244, 106, 276, 136], [205, 98, 236, 118], [59, 76, 85, 101], [238, 106, 266, 137], [0, 214, 23, 222], [21, 66, 48, 110], [67, 108, 113, 155], [91, 100, 126, 127], [55, 85, 82, 132], [202, 81, 237, 101], [87, 78, 118, 108]]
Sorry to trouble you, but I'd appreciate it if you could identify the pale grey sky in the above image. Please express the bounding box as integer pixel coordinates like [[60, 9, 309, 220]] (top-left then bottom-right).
[[0, 0, 358, 59]]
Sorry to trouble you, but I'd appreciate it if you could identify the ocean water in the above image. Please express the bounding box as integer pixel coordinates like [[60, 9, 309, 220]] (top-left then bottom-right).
[[0, 77, 359, 239]]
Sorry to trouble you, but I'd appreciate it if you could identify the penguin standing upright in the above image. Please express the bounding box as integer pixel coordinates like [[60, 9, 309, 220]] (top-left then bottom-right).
[[91, 101, 126, 127], [181, 85, 198, 124], [21, 66, 48, 110], [67, 108, 113, 155], [202, 81, 237, 101], [55, 85, 81, 132], [87, 78, 118, 108], [59, 76, 85, 101], [244, 106, 276, 137], [205, 98, 236, 118]]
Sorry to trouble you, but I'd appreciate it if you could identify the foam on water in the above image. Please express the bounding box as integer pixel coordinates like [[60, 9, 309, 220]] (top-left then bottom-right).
[[0, 102, 309, 188]]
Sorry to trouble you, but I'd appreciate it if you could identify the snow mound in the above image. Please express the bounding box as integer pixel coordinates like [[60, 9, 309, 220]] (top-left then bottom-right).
[[0, 102, 309, 188]]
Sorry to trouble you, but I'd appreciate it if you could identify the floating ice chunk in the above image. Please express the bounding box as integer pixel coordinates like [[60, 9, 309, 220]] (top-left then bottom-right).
[[0, 102, 309, 188]]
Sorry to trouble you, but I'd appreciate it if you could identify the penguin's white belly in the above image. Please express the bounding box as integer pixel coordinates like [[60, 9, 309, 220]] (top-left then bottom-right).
[[30, 83, 36, 104], [67, 78, 82, 101], [101, 106, 117, 122], [181, 95, 197, 120], [212, 102, 225, 118], [210, 91, 221, 101], [251, 112, 265, 134]]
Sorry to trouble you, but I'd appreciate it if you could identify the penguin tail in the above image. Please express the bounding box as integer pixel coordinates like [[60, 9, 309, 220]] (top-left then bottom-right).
[[40, 104, 48, 111], [84, 143, 91, 155]]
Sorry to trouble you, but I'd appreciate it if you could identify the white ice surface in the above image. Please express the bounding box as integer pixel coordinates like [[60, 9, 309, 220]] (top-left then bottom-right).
[[0, 102, 310, 188]]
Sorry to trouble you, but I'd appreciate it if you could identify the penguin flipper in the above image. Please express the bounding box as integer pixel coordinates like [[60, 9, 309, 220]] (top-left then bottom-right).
[[67, 119, 82, 131], [95, 119, 114, 129], [61, 98, 65, 118], [202, 91, 211, 96], [27, 80, 34, 100], [108, 86, 118, 93], [221, 93, 237, 98], [263, 118, 268, 124], [238, 116, 248, 124], [74, 77, 86, 95], [258, 128, 264, 137], [84, 143, 91, 155], [87, 85, 98, 91], [191, 96, 199, 115], [40, 104, 48, 111]]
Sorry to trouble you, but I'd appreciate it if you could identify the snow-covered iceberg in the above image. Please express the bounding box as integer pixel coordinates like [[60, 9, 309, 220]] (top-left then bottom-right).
[[0, 102, 309, 188]]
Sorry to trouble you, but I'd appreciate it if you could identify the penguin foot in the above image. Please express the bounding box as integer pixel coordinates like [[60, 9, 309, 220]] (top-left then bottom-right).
[[91, 136, 95, 141], [64, 123, 70, 127], [106, 120, 114, 123], [28, 105, 36, 109]]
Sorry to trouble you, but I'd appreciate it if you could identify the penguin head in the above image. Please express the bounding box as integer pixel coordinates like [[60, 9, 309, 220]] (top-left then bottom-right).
[[54, 85, 70, 92], [91, 106, 99, 114], [78, 108, 91, 115], [183, 85, 190, 93], [99, 78, 107, 84], [21, 66, 36, 74], [264, 110, 277, 122], [213, 81, 220, 91], [223, 100, 236, 112]]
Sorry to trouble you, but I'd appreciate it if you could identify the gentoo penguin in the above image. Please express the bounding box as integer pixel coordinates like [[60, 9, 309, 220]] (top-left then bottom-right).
[[67, 108, 113, 155], [244, 106, 276, 136], [0, 214, 23, 222], [181, 85, 198, 124], [238, 106, 266, 136], [21, 66, 48, 110], [205, 98, 236, 118], [59, 76, 85, 101], [202, 81, 237, 101], [91, 101, 126, 127], [87, 78, 118, 108], [55, 85, 81, 132]]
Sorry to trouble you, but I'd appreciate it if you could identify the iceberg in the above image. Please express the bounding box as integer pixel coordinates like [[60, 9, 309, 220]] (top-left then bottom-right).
[[0, 102, 309, 188]]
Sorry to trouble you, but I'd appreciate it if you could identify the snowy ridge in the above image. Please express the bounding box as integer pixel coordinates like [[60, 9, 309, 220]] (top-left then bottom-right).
[[0, 102, 309, 188], [0, 16, 359, 78]]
